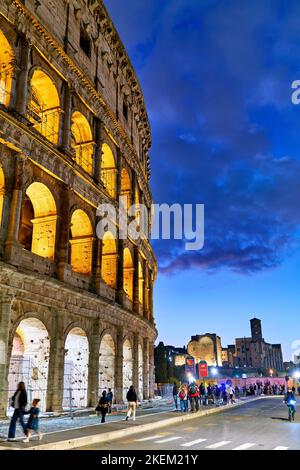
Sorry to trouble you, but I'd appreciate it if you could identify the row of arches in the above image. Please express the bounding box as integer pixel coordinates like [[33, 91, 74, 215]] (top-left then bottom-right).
[[8, 318, 144, 411], [0, 30, 140, 203]]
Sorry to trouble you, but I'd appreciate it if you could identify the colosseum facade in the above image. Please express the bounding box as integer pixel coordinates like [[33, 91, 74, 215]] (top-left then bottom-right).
[[0, 0, 157, 417]]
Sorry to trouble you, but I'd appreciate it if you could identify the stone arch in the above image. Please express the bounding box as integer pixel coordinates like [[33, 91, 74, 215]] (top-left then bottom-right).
[[101, 143, 116, 198], [28, 68, 61, 144], [71, 111, 94, 176], [99, 333, 115, 395], [18, 182, 57, 259], [121, 168, 131, 211], [69, 209, 93, 274], [138, 343, 143, 399], [63, 327, 89, 409], [101, 231, 117, 289], [0, 29, 15, 107], [8, 317, 50, 412], [123, 338, 133, 401], [123, 247, 134, 301]]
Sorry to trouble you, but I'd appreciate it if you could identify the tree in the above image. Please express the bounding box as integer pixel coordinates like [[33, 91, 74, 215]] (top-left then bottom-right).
[[154, 342, 168, 383]]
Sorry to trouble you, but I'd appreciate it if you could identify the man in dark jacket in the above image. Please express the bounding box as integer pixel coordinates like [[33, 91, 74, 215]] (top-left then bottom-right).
[[8, 382, 28, 440], [125, 386, 137, 422], [173, 382, 179, 410]]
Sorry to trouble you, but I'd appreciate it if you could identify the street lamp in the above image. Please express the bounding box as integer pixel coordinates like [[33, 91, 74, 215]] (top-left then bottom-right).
[[211, 367, 218, 376], [269, 369, 273, 377], [293, 371, 300, 381]]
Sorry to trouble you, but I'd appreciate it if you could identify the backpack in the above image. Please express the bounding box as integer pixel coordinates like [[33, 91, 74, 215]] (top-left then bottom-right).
[[179, 390, 185, 399], [189, 385, 197, 395]]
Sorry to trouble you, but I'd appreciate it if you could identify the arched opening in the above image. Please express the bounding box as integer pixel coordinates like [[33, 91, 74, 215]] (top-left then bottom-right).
[[63, 327, 89, 409], [8, 318, 50, 413], [138, 344, 143, 400], [0, 30, 14, 107], [99, 334, 115, 396], [101, 231, 117, 289], [138, 261, 144, 305], [0, 165, 5, 230], [121, 168, 131, 211], [28, 69, 60, 144], [71, 111, 94, 176], [69, 209, 93, 274], [101, 143, 116, 198], [19, 182, 57, 259], [123, 339, 133, 401], [123, 248, 133, 301]]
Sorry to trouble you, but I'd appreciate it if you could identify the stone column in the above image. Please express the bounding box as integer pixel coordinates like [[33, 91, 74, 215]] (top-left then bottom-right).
[[91, 229, 102, 295], [87, 320, 100, 407], [143, 337, 150, 400], [14, 35, 31, 116], [143, 262, 149, 321], [116, 237, 124, 305], [148, 270, 154, 324], [116, 149, 122, 200], [133, 246, 140, 314], [149, 341, 155, 399], [93, 118, 104, 184], [115, 326, 124, 404], [4, 155, 24, 261], [56, 183, 70, 282], [0, 293, 13, 418], [60, 83, 73, 154], [46, 312, 65, 412], [132, 333, 139, 395]]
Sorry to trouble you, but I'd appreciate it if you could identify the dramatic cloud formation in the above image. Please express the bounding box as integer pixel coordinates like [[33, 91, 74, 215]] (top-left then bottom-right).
[[106, 0, 300, 275]]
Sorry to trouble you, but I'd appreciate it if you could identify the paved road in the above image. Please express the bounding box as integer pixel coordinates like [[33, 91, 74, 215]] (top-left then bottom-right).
[[78, 398, 300, 451]]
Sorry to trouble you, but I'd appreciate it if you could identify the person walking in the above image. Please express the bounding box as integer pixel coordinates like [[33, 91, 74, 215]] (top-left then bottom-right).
[[107, 388, 113, 414], [23, 398, 42, 442], [97, 391, 109, 423], [214, 386, 221, 407], [8, 382, 28, 441], [125, 385, 138, 422], [179, 386, 187, 412], [173, 382, 179, 411], [188, 382, 199, 412], [199, 383, 206, 406]]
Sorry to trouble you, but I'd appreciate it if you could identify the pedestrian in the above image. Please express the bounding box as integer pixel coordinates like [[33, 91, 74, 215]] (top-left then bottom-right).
[[107, 388, 113, 414], [199, 383, 206, 406], [23, 398, 42, 442], [125, 385, 138, 422], [229, 386, 235, 404], [214, 386, 221, 407], [96, 391, 109, 423], [173, 382, 179, 411], [178, 386, 187, 412], [188, 382, 199, 412], [8, 381, 28, 441]]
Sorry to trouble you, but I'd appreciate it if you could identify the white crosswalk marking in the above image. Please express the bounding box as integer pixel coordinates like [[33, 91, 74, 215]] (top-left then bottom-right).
[[274, 446, 289, 450], [135, 435, 162, 442], [233, 443, 256, 450], [155, 436, 182, 444], [181, 438, 207, 447], [206, 441, 231, 449]]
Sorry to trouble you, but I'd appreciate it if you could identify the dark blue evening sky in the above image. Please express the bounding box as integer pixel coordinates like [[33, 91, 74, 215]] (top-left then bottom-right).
[[105, 0, 300, 360]]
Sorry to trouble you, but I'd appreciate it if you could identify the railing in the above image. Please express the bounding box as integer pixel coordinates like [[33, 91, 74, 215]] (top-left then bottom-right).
[[27, 104, 60, 144]]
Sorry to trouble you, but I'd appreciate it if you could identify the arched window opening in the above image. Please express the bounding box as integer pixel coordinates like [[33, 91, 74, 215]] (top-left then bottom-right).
[[99, 334, 115, 396], [101, 231, 117, 289], [123, 247, 133, 301], [123, 339, 133, 402], [101, 143, 116, 198], [70, 209, 93, 274], [138, 344, 143, 399], [121, 168, 131, 211], [138, 261, 144, 305], [63, 328, 89, 409], [28, 70, 61, 144], [80, 28, 92, 58], [19, 182, 57, 259], [0, 30, 14, 107], [71, 111, 94, 176]]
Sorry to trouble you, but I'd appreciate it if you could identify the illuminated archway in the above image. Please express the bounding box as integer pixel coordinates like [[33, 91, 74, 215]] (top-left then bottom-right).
[[0, 165, 5, 229], [28, 70, 60, 144], [70, 209, 93, 274], [138, 261, 144, 305], [99, 334, 115, 395], [121, 168, 131, 211], [8, 318, 50, 412], [123, 248, 133, 301], [19, 182, 57, 259], [101, 143, 116, 198], [71, 111, 94, 175], [63, 327, 89, 409], [101, 231, 117, 288], [123, 339, 133, 401], [138, 344, 143, 399], [0, 30, 14, 107]]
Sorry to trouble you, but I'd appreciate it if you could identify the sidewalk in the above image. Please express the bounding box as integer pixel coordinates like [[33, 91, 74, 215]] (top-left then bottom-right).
[[0, 397, 261, 450]]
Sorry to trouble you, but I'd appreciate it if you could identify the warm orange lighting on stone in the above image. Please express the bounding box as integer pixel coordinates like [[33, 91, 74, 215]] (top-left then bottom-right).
[[71, 111, 94, 175], [101, 231, 117, 288], [70, 209, 93, 274], [28, 69, 61, 144], [0, 30, 14, 107], [121, 168, 131, 211], [0, 166, 4, 227], [138, 261, 144, 304], [123, 247, 134, 300], [101, 143, 116, 198]]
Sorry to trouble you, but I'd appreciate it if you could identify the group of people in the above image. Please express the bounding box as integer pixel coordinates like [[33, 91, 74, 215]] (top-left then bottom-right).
[[7, 382, 42, 442], [96, 385, 138, 423]]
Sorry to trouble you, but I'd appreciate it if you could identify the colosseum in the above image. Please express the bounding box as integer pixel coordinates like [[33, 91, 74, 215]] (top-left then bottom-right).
[[0, 0, 157, 417]]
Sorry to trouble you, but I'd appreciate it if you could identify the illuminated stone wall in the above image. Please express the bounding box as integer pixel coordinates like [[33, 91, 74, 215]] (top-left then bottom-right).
[[187, 334, 223, 366]]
